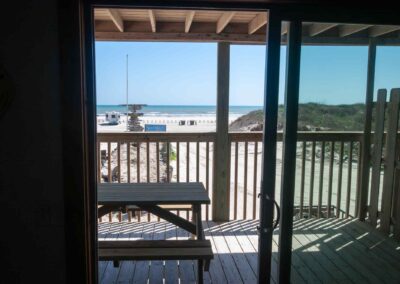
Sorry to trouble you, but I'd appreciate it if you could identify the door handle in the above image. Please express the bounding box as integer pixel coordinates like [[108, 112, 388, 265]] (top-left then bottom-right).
[[273, 199, 280, 230]]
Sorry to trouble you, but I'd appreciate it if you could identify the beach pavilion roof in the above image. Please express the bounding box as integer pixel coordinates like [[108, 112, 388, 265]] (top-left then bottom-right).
[[94, 9, 400, 45]]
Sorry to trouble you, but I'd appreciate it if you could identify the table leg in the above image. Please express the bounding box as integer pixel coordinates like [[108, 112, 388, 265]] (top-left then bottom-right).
[[193, 204, 205, 283]]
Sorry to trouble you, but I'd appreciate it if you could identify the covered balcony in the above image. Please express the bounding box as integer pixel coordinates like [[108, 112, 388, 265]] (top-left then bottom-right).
[[94, 8, 400, 284]]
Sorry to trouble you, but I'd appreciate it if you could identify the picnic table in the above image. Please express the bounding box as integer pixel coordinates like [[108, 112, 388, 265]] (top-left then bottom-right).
[[97, 182, 213, 283]]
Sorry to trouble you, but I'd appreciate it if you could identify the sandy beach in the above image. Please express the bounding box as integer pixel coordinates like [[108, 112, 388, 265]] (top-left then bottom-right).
[[97, 114, 241, 133]]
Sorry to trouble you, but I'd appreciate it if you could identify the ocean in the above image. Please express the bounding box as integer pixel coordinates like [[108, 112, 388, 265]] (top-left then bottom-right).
[[97, 105, 262, 117]]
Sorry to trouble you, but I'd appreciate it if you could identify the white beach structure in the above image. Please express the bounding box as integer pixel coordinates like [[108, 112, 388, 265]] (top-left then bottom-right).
[[104, 111, 120, 125]]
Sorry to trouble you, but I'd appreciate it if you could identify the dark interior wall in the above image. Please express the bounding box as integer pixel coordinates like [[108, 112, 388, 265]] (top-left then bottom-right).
[[0, 1, 66, 283]]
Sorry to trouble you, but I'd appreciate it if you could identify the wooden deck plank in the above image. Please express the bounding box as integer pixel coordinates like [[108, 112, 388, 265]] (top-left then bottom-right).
[[98, 219, 400, 284], [101, 223, 123, 284], [295, 220, 358, 283], [295, 218, 367, 283], [176, 226, 197, 283], [230, 221, 258, 275], [115, 222, 145, 283], [148, 222, 166, 283], [207, 221, 244, 283], [351, 220, 400, 262], [204, 221, 228, 283], [329, 219, 399, 282], [313, 219, 384, 283], [293, 221, 351, 283], [218, 222, 257, 282], [132, 223, 155, 283], [328, 219, 400, 280], [98, 223, 112, 280], [164, 223, 179, 284], [343, 220, 400, 266], [239, 220, 285, 284]]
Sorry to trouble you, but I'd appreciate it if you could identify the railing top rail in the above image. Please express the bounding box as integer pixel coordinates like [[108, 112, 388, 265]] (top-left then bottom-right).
[[98, 131, 365, 142], [97, 131, 216, 142]]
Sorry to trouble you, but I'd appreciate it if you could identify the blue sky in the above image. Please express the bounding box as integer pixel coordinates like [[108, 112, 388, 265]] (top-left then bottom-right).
[[95, 42, 400, 105]]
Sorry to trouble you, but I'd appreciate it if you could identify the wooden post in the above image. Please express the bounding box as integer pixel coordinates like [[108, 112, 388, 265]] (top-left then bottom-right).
[[212, 42, 230, 222], [257, 12, 281, 284], [368, 89, 387, 227], [277, 20, 302, 284], [381, 89, 400, 233], [358, 39, 377, 220], [393, 138, 400, 240]]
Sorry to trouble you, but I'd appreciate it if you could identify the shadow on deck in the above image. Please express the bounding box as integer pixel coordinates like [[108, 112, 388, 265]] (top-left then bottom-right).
[[98, 218, 400, 283]]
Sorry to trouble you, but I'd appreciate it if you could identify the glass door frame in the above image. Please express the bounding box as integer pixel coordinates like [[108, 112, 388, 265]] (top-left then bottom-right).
[[74, 1, 400, 283]]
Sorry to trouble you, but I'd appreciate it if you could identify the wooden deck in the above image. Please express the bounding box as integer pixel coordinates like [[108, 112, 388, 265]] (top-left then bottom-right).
[[98, 218, 400, 283]]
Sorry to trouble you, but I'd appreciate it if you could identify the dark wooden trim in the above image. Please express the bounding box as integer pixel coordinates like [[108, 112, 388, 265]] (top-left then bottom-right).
[[59, 0, 97, 283], [89, 0, 400, 25], [277, 20, 302, 284], [358, 40, 377, 220], [257, 10, 282, 284]]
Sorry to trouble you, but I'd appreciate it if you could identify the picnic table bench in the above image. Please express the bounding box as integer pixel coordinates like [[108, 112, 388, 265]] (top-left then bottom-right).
[[97, 182, 213, 283]]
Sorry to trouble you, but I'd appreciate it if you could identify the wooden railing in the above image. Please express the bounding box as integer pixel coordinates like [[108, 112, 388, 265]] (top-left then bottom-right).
[[228, 131, 363, 221], [97, 131, 363, 222]]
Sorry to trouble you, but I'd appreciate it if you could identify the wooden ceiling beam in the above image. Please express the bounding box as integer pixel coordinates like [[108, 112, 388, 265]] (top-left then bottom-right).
[[308, 23, 338, 36], [106, 9, 124, 32], [339, 24, 371, 37], [148, 10, 156, 32], [369, 25, 400, 37], [248, 13, 267, 35], [185, 11, 195, 33], [216, 12, 235, 34]]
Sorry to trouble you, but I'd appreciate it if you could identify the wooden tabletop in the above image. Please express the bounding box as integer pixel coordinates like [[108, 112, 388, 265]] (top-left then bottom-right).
[[98, 182, 210, 206]]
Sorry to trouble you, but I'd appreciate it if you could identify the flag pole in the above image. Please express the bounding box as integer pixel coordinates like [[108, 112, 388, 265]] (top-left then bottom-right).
[[126, 54, 129, 131]]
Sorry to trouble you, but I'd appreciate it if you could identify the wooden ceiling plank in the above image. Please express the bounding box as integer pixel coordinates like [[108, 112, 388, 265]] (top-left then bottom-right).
[[185, 11, 195, 33], [369, 25, 400, 37], [339, 24, 371, 37], [148, 10, 156, 32], [216, 12, 235, 34], [248, 13, 268, 34], [308, 23, 338, 37], [281, 22, 288, 35], [107, 9, 124, 32]]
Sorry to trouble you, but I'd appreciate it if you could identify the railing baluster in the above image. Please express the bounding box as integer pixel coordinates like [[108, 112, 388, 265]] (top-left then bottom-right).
[[107, 142, 112, 182], [206, 142, 210, 221], [127, 142, 131, 183], [309, 141, 316, 217], [186, 142, 190, 182], [243, 141, 248, 219], [318, 141, 325, 218], [137, 142, 140, 182], [327, 141, 335, 218], [177, 142, 180, 182], [97, 141, 101, 183], [336, 141, 344, 218], [107, 142, 112, 222], [252, 141, 258, 219], [167, 142, 170, 182], [146, 141, 150, 182], [234, 141, 239, 220], [346, 142, 353, 218], [300, 141, 306, 218], [117, 142, 122, 222], [196, 142, 200, 182], [156, 142, 160, 183], [355, 142, 362, 217], [117, 142, 121, 183]]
